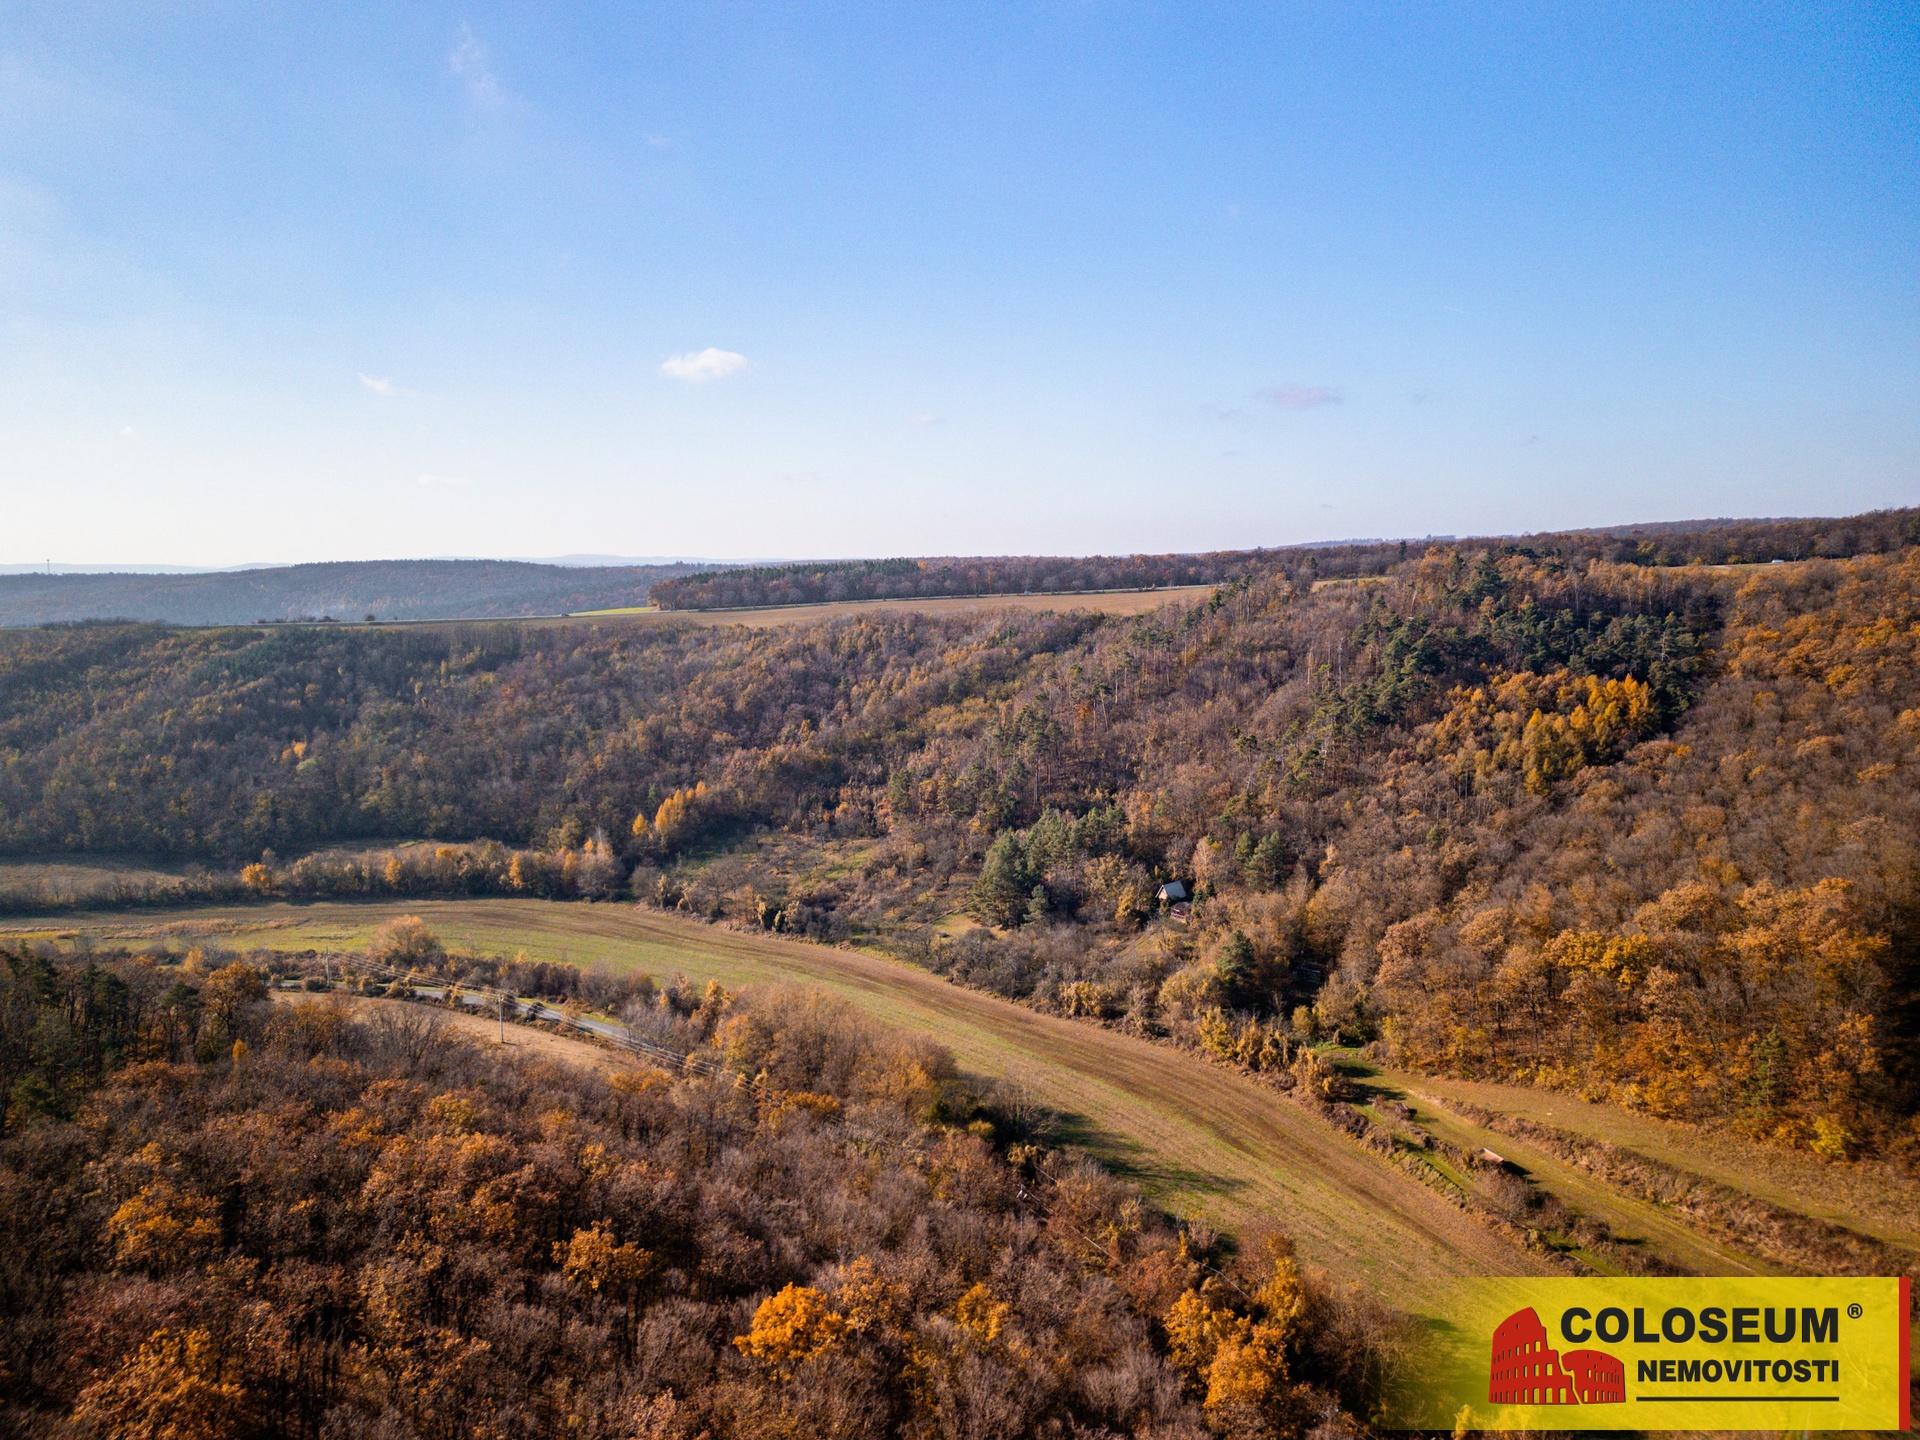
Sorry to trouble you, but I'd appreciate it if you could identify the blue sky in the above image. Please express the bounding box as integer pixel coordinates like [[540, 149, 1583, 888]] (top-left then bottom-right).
[[1, 3, 1915, 565]]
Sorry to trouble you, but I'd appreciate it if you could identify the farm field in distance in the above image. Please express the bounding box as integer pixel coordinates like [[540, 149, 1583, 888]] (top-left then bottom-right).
[[541, 583, 1219, 628]]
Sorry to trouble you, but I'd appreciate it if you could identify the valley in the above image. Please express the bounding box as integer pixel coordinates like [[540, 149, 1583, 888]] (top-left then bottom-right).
[[4, 895, 1540, 1306], [11, 892, 1913, 1318], [5, 512, 1919, 1429]]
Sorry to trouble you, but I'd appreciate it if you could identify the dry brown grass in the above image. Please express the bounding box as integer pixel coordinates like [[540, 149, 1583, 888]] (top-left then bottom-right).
[[0, 857, 194, 903], [269, 990, 644, 1076]]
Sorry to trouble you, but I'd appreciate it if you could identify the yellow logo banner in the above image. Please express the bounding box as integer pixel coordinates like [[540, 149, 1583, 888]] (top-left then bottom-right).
[[1388, 1276, 1911, 1430]]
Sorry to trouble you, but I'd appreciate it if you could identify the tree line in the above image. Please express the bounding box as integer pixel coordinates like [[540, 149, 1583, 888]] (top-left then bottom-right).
[[648, 509, 1919, 610], [648, 552, 1279, 610]]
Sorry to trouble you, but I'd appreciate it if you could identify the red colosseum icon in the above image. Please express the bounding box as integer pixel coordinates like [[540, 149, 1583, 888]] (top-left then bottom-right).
[[1489, 1307, 1625, 1405]]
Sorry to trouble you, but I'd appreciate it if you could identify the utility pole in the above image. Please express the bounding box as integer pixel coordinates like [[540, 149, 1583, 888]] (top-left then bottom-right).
[[498, 991, 506, 1045]]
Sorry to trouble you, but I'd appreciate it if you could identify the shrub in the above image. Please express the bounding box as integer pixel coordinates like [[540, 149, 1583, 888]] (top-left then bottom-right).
[[367, 915, 443, 968]]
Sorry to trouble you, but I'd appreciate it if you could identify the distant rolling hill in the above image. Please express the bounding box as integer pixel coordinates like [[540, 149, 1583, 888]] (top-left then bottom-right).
[[0, 559, 724, 627]]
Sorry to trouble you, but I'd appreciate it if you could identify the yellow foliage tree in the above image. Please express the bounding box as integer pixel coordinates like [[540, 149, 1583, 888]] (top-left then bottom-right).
[[1198, 1007, 1292, 1072], [555, 1222, 653, 1293], [641, 781, 710, 848], [1422, 670, 1659, 794], [201, 963, 267, 1032], [953, 1282, 1011, 1346], [1542, 929, 1653, 987], [108, 1182, 222, 1273], [368, 915, 443, 968], [1205, 1322, 1289, 1409], [1288, 1046, 1349, 1100], [1164, 1286, 1247, 1376], [831, 1256, 910, 1337], [71, 1327, 250, 1440], [733, 1283, 847, 1373], [1164, 1236, 1302, 1415]]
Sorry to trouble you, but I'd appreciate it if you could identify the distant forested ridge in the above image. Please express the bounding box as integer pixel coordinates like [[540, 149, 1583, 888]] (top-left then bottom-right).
[[3, 509, 1919, 1158], [650, 551, 1277, 609], [0, 558, 722, 627], [650, 509, 1920, 610]]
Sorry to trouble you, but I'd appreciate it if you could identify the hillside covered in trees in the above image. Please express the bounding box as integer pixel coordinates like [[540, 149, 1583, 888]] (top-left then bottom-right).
[[649, 509, 1920, 610], [2, 510, 1918, 1165], [649, 552, 1276, 609], [0, 951, 1391, 1438], [0, 559, 722, 628]]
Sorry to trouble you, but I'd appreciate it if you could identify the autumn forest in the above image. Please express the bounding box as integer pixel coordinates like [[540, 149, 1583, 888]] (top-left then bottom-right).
[[2, 510, 1918, 1437]]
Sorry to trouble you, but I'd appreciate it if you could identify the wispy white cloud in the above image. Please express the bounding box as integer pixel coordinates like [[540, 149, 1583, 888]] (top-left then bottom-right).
[[906, 413, 941, 427], [659, 347, 749, 382], [359, 373, 397, 397], [418, 472, 470, 488], [449, 26, 504, 106], [1264, 384, 1343, 411], [643, 133, 672, 149]]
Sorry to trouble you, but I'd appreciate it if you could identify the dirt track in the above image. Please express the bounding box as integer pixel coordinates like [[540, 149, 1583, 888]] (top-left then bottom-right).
[[71, 897, 1543, 1304]]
